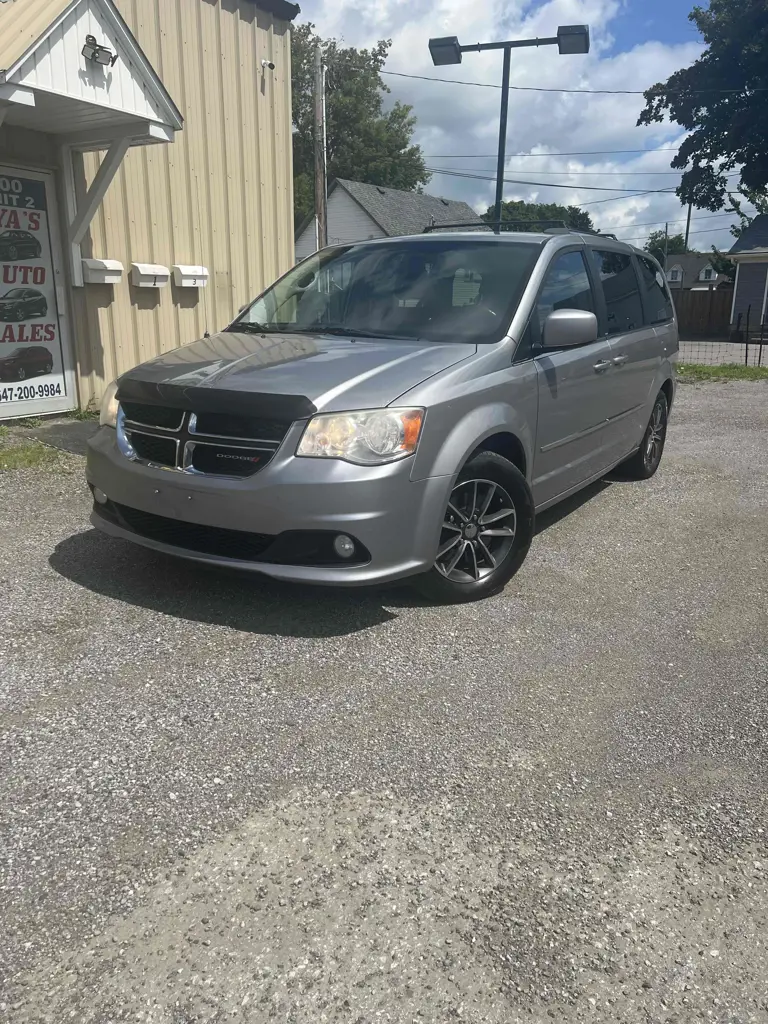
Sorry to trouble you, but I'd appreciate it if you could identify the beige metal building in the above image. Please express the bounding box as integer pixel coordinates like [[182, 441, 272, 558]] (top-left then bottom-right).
[[0, 0, 298, 419]]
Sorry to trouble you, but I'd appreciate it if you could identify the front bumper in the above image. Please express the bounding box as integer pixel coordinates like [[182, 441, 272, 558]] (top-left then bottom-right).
[[86, 425, 451, 586]]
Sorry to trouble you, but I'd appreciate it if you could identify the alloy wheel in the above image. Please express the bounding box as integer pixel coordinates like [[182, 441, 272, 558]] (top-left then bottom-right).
[[435, 478, 517, 583], [644, 399, 666, 472], [8, 246, 18, 260], [17, 367, 26, 381]]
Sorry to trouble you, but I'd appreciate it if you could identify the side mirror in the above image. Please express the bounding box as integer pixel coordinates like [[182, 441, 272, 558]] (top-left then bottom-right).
[[542, 308, 598, 349]]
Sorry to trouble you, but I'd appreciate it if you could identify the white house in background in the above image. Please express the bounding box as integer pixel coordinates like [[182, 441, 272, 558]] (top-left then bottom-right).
[[295, 178, 480, 261], [665, 253, 729, 291]]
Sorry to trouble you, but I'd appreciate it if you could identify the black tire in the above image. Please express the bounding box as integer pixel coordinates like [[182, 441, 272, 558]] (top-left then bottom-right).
[[621, 391, 668, 480], [413, 451, 535, 604], [13, 305, 24, 322], [7, 245, 18, 260], [44, 362, 53, 374], [17, 367, 26, 381]]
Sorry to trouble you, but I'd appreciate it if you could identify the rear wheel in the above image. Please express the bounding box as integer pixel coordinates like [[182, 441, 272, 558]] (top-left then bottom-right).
[[44, 361, 53, 374], [621, 391, 668, 480], [413, 451, 535, 603]]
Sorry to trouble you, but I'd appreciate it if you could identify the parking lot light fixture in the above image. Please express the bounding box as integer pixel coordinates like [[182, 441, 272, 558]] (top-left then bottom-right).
[[428, 25, 590, 229]]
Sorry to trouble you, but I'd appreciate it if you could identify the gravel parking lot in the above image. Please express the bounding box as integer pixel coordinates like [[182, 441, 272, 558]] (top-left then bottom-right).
[[1, 381, 767, 1024]]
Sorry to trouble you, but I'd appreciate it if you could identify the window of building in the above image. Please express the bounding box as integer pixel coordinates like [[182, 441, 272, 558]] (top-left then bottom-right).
[[668, 267, 681, 282], [589, 249, 644, 333], [637, 255, 675, 325], [701, 267, 714, 281]]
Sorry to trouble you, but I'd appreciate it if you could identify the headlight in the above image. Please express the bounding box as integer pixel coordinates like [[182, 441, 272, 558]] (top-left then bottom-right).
[[100, 380, 119, 427], [296, 408, 424, 465]]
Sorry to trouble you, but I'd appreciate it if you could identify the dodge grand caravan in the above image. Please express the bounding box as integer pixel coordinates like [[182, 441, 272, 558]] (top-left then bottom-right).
[[87, 230, 677, 602]]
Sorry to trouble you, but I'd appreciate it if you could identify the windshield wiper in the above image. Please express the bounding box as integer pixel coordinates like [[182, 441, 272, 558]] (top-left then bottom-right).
[[226, 321, 284, 334], [308, 324, 407, 340]]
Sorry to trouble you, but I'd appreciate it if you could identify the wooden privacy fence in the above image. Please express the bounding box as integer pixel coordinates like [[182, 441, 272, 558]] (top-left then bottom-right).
[[673, 287, 733, 338]]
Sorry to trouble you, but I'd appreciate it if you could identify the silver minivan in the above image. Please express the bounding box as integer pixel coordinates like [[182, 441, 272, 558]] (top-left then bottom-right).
[[88, 230, 677, 602]]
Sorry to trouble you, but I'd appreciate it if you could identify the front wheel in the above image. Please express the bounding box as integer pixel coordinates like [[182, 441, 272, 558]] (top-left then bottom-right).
[[621, 391, 668, 480], [17, 367, 27, 381], [413, 451, 535, 603]]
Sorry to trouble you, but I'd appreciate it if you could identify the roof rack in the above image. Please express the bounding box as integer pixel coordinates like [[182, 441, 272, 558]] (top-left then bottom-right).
[[421, 220, 620, 240], [423, 219, 568, 233]]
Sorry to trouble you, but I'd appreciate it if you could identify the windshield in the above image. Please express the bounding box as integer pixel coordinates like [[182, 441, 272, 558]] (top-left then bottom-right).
[[2, 289, 25, 299], [233, 239, 541, 344]]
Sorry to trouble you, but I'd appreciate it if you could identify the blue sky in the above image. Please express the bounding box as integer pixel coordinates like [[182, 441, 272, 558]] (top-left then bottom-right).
[[604, 0, 699, 54], [301, 0, 745, 251]]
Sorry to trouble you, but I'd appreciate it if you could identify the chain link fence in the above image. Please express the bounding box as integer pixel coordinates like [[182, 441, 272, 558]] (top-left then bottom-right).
[[679, 338, 766, 367]]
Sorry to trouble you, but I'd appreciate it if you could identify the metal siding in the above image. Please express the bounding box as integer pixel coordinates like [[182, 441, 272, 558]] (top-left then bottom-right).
[[75, 0, 294, 407], [731, 262, 768, 325], [0, 0, 73, 73]]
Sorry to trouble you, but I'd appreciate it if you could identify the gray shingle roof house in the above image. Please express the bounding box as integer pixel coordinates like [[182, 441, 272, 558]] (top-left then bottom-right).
[[295, 179, 480, 262], [665, 253, 729, 291], [727, 215, 768, 328]]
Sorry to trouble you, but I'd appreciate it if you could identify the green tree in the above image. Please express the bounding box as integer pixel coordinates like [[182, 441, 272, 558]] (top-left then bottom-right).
[[637, 0, 768, 211], [291, 24, 429, 227], [724, 188, 768, 239], [483, 199, 594, 232], [709, 247, 736, 280], [644, 230, 688, 266]]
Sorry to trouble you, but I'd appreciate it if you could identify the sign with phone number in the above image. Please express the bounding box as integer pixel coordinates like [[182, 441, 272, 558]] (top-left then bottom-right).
[[0, 382, 63, 404]]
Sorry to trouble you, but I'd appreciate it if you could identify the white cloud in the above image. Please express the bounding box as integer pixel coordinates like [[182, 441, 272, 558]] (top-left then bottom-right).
[[301, 0, 748, 252]]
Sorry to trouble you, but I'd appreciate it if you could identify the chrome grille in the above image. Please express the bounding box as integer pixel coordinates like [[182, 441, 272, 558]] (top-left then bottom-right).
[[117, 405, 289, 478]]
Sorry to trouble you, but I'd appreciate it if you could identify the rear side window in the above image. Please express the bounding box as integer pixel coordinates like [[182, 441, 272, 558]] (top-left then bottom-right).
[[589, 249, 644, 334], [637, 255, 674, 325], [535, 250, 595, 330]]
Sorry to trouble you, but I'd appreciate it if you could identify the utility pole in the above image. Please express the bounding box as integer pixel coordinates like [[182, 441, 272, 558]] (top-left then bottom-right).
[[663, 222, 669, 269], [313, 43, 327, 251], [684, 201, 693, 248]]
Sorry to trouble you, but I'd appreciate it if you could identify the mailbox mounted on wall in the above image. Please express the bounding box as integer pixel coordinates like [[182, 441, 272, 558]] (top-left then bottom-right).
[[130, 263, 170, 288], [82, 258, 124, 285], [172, 265, 209, 288]]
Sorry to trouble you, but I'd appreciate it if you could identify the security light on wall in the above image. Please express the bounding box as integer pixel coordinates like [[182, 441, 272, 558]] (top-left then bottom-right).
[[82, 34, 118, 67]]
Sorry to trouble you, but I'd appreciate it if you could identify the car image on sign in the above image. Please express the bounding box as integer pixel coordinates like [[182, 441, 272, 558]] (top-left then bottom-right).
[[0, 288, 48, 322], [0, 230, 42, 261], [0, 345, 53, 381]]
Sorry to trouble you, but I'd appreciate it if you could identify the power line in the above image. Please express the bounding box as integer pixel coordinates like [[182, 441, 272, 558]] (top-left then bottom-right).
[[607, 211, 736, 230], [617, 225, 734, 242], [378, 68, 766, 96], [426, 166, 682, 194], [433, 167, 693, 176], [425, 148, 682, 158]]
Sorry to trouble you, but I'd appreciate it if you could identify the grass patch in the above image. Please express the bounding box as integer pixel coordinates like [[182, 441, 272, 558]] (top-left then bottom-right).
[[0, 425, 9, 439], [678, 362, 768, 382], [0, 440, 59, 471], [12, 416, 44, 428], [66, 407, 99, 421]]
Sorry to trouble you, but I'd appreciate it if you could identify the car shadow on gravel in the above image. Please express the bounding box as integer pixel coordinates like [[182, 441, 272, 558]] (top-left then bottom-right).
[[50, 481, 613, 630], [49, 529, 400, 638]]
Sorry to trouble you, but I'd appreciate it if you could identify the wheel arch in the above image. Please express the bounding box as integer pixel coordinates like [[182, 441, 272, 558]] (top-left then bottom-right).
[[411, 402, 535, 486]]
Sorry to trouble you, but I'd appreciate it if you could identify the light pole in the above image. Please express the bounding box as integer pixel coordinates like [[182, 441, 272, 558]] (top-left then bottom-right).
[[428, 26, 590, 230]]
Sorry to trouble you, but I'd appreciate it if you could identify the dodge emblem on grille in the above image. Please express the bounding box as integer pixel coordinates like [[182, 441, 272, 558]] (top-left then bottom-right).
[[217, 452, 261, 463]]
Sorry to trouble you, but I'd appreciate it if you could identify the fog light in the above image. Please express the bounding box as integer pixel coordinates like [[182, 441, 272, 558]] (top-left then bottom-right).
[[333, 534, 355, 559], [93, 487, 108, 505]]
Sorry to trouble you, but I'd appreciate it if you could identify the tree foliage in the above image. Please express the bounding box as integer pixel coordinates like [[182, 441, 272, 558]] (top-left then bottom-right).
[[637, 0, 768, 211], [482, 199, 595, 232], [643, 230, 688, 266], [724, 188, 768, 239], [291, 24, 430, 227]]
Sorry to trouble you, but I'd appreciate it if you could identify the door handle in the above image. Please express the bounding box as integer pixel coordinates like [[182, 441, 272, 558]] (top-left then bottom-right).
[[612, 354, 628, 366], [593, 360, 611, 373]]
